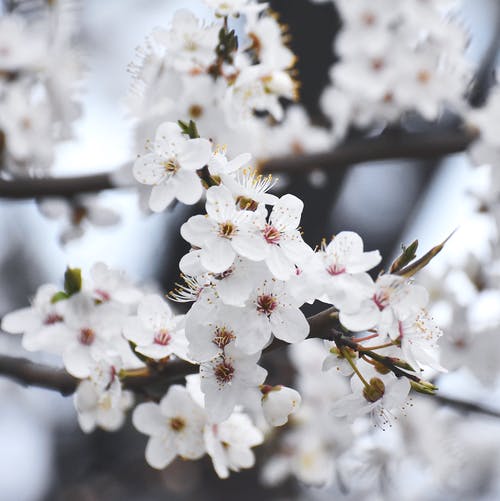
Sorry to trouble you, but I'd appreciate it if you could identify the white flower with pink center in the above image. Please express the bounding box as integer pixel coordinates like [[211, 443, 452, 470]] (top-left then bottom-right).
[[233, 279, 309, 354], [339, 274, 429, 340], [133, 121, 212, 212], [133, 385, 206, 469], [315, 231, 381, 310], [200, 346, 267, 423], [123, 294, 188, 361], [256, 194, 313, 280], [61, 295, 124, 378], [180, 185, 267, 273], [185, 305, 243, 362], [1, 283, 70, 354], [88, 262, 143, 306]]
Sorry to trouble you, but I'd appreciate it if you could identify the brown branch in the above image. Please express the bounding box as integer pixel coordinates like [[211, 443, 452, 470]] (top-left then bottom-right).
[[0, 354, 77, 395], [0, 128, 478, 199], [261, 128, 477, 173], [0, 306, 340, 396], [1, 307, 500, 420]]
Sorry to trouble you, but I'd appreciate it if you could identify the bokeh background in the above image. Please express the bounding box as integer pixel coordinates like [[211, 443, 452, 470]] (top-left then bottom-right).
[[1, 0, 500, 499]]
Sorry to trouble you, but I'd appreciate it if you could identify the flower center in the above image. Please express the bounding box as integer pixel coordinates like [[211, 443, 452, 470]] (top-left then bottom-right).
[[170, 417, 186, 432], [189, 104, 203, 118], [94, 289, 111, 302], [163, 159, 179, 173], [154, 329, 171, 346], [214, 359, 235, 384], [256, 294, 278, 316], [326, 263, 346, 276], [372, 291, 390, 311], [44, 313, 63, 325], [79, 328, 95, 346], [417, 70, 431, 84], [263, 224, 281, 245], [219, 221, 236, 239], [213, 326, 235, 349]]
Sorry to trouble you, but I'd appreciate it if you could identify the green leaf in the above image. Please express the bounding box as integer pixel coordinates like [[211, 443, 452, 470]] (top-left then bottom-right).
[[64, 267, 82, 296]]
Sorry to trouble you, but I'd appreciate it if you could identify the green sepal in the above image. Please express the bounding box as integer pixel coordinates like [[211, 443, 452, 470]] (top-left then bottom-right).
[[178, 120, 200, 139]]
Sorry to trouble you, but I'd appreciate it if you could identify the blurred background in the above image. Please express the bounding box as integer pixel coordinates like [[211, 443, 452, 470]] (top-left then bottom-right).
[[1, 0, 500, 499]]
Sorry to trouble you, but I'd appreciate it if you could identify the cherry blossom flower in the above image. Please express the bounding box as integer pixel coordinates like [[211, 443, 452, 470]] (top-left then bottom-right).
[[339, 274, 429, 340], [200, 345, 267, 423], [123, 294, 188, 361], [331, 369, 411, 427], [74, 357, 133, 433], [153, 10, 219, 73], [234, 278, 309, 353], [204, 412, 263, 478], [133, 121, 212, 212], [185, 304, 242, 362], [256, 194, 313, 280], [180, 185, 267, 273], [133, 385, 206, 469], [1, 283, 70, 354]]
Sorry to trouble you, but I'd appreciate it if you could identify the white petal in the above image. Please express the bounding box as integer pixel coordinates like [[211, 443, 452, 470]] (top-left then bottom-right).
[[145, 436, 176, 469], [172, 169, 203, 205], [232, 232, 267, 261], [62, 343, 93, 378], [270, 306, 309, 343], [180, 215, 214, 247], [133, 402, 166, 436], [270, 194, 303, 230], [149, 182, 176, 212], [133, 154, 166, 185], [266, 245, 295, 280], [200, 239, 236, 273], [178, 138, 212, 171], [1, 308, 39, 333]]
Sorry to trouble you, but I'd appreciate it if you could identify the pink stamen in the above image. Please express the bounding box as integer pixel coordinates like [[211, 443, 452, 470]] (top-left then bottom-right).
[[263, 224, 281, 245], [154, 329, 171, 346]]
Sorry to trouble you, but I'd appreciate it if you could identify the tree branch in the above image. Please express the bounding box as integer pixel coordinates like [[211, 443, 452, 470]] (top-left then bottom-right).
[[0, 306, 340, 395], [0, 127, 478, 199], [1, 306, 499, 420]]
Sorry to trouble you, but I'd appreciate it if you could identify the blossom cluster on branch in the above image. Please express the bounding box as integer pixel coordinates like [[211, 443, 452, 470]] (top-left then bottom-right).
[[2, 119, 445, 480], [2, 0, 500, 495]]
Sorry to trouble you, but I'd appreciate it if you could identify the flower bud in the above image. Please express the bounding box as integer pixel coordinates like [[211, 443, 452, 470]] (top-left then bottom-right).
[[261, 385, 301, 427]]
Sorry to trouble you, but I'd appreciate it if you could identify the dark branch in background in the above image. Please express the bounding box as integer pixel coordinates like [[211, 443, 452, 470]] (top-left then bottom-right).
[[262, 127, 477, 173], [0, 172, 116, 199], [1, 306, 500, 420], [467, 2, 500, 107], [0, 127, 478, 200]]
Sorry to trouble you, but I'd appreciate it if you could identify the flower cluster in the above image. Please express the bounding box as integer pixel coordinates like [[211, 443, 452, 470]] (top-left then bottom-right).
[[0, 1, 83, 175], [319, 0, 470, 141], [1, 120, 446, 480], [128, 2, 331, 183]]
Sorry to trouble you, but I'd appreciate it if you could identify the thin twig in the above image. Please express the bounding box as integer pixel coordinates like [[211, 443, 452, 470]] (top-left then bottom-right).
[[0, 128, 478, 199]]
